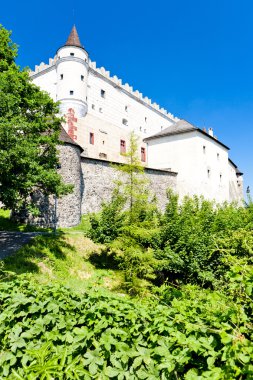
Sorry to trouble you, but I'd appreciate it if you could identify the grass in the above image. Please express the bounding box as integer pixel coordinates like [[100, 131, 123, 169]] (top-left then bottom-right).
[[0, 211, 125, 294], [0, 209, 51, 232], [2, 230, 124, 294]]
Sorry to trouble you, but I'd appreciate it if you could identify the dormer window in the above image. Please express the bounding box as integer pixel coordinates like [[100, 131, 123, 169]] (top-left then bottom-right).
[[122, 118, 128, 126]]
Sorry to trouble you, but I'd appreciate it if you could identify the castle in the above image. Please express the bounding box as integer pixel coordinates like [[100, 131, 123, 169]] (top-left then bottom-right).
[[29, 26, 243, 227]]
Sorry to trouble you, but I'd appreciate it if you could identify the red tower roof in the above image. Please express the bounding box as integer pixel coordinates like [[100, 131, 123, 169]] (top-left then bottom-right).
[[65, 25, 83, 48]]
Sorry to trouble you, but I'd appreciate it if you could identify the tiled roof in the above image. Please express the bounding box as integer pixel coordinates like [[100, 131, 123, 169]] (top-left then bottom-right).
[[145, 119, 196, 140], [65, 25, 83, 48], [59, 127, 83, 152], [144, 119, 230, 150]]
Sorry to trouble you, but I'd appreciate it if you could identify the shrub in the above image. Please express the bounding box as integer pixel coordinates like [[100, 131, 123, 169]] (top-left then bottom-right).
[[1, 277, 253, 379]]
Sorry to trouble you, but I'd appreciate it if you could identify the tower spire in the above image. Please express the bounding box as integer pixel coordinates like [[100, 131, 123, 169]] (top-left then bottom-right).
[[65, 25, 83, 48]]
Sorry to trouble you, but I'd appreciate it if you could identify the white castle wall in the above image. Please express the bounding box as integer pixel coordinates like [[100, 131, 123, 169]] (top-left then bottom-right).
[[147, 131, 230, 203], [29, 41, 243, 205], [86, 66, 176, 139], [32, 67, 57, 101], [30, 54, 178, 139], [76, 114, 146, 164], [228, 161, 243, 203]]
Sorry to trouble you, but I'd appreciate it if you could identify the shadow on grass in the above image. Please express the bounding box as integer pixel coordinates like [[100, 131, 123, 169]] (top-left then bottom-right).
[[0, 210, 52, 232], [88, 247, 119, 270], [2, 232, 76, 276]]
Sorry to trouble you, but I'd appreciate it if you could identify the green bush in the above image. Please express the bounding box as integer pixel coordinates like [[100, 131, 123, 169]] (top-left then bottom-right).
[[88, 188, 126, 244], [1, 277, 253, 379]]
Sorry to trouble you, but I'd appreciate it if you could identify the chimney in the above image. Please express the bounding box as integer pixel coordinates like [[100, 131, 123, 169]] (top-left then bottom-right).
[[208, 128, 214, 137], [203, 127, 207, 132]]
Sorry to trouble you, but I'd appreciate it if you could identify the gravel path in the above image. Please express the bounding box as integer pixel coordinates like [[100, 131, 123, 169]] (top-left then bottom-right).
[[0, 231, 45, 259]]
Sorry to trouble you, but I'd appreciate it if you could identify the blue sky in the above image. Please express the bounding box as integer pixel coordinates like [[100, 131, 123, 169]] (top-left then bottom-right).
[[1, 0, 252, 197]]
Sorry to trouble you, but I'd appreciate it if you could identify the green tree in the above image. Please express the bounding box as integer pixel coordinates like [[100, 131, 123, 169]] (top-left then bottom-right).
[[0, 25, 70, 214], [116, 132, 157, 225]]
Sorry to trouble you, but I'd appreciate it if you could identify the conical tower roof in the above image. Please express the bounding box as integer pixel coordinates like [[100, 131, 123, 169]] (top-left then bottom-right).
[[65, 25, 83, 48]]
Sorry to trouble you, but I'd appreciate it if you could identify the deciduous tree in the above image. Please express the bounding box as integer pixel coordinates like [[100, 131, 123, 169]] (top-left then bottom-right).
[[0, 25, 70, 214]]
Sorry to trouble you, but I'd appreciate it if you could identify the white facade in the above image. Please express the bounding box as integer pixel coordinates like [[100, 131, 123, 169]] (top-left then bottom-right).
[[146, 130, 231, 203], [30, 26, 243, 204]]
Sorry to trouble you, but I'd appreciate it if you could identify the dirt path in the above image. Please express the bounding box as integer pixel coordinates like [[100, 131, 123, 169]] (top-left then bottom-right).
[[0, 231, 45, 259]]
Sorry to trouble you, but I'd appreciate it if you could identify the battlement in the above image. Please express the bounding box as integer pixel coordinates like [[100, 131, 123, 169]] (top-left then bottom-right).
[[30, 56, 57, 75], [89, 60, 179, 122], [30, 55, 179, 122]]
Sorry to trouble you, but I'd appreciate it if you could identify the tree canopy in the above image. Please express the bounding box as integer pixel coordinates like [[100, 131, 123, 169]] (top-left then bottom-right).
[[0, 25, 70, 213]]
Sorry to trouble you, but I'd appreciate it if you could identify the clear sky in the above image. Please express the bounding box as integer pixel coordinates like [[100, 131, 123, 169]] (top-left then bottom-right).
[[1, 0, 252, 198]]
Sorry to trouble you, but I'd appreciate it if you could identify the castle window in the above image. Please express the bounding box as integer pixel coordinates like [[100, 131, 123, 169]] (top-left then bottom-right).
[[81, 75, 84, 81], [161, 126, 163, 130], [122, 118, 128, 126], [89, 133, 94, 145], [220, 174, 222, 182], [120, 140, 126, 154], [92, 104, 95, 110], [101, 89, 105, 98], [70, 90, 74, 95], [99, 108, 103, 113], [207, 169, 211, 178], [70, 52, 74, 56], [140, 126, 142, 131], [141, 147, 146, 162], [60, 74, 63, 80], [203, 146, 206, 153], [217, 153, 220, 159], [145, 117, 147, 123], [125, 106, 128, 112]]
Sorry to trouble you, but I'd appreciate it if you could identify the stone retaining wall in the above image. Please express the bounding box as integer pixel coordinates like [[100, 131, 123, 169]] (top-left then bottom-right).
[[81, 157, 177, 214]]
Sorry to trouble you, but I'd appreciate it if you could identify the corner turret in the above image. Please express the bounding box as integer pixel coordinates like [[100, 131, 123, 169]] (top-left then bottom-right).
[[56, 26, 88, 118]]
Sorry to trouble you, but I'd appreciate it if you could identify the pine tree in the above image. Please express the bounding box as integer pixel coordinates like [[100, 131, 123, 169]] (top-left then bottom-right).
[[0, 25, 71, 214], [115, 132, 156, 225]]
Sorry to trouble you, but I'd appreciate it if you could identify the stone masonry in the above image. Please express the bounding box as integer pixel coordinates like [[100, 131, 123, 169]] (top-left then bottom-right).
[[81, 157, 177, 214]]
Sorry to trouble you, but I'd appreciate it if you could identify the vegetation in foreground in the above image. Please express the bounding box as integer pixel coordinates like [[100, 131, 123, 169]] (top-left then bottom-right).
[[0, 25, 252, 377], [0, 24, 71, 218], [0, 143, 253, 378]]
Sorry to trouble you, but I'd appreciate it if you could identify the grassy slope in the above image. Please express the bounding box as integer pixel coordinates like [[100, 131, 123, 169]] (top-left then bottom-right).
[[1, 211, 124, 294]]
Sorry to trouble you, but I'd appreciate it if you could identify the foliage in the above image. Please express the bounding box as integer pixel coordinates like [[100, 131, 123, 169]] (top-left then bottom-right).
[[0, 277, 252, 379], [0, 25, 71, 214], [154, 190, 253, 287], [114, 132, 158, 225], [2, 232, 123, 293], [89, 188, 126, 244]]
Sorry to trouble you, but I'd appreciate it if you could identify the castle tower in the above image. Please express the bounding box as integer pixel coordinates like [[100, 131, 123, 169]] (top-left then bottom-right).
[[56, 25, 88, 118]]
